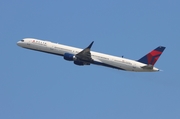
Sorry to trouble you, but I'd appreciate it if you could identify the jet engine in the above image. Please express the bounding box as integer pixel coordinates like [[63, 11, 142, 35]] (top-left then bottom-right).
[[74, 60, 84, 66], [63, 53, 76, 61], [64, 53, 87, 66]]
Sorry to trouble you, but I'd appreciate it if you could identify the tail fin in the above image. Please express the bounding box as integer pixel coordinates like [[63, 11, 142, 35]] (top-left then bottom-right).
[[138, 46, 166, 66]]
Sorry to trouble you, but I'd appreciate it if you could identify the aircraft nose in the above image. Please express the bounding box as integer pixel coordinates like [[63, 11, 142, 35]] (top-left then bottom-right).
[[17, 41, 21, 46], [17, 40, 25, 47], [17, 41, 20, 46]]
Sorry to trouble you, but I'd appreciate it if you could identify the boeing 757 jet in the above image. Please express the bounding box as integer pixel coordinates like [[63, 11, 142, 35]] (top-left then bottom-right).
[[17, 38, 165, 72]]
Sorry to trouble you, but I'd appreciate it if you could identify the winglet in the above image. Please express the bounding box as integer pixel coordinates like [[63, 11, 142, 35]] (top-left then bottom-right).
[[87, 41, 94, 49]]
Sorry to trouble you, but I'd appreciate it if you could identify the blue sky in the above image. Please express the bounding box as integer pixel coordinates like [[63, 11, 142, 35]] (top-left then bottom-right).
[[1, 0, 180, 119]]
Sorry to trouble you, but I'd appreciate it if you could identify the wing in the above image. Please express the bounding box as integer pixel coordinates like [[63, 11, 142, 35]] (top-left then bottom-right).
[[75, 41, 94, 63]]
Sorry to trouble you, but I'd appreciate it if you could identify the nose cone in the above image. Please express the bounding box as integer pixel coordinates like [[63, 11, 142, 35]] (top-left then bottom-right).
[[17, 40, 25, 47], [17, 41, 21, 46]]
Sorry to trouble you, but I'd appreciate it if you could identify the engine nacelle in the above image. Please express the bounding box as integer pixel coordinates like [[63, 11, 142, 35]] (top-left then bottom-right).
[[74, 60, 84, 66], [64, 53, 76, 61], [64, 53, 84, 65]]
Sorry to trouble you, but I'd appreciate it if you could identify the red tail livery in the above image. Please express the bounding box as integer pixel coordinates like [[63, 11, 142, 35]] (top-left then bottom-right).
[[138, 46, 166, 66]]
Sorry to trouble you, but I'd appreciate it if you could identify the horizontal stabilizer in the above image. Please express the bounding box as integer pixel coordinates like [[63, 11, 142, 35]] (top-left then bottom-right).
[[141, 65, 153, 69]]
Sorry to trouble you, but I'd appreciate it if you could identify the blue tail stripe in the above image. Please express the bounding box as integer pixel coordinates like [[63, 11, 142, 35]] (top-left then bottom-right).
[[154, 46, 166, 52]]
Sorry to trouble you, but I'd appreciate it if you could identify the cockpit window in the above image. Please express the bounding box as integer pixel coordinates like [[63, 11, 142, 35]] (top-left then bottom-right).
[[21, 40, 24, 42]]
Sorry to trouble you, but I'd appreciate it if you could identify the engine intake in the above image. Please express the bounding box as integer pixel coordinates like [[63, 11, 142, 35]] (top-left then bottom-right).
[[64, 53, 75, 61], [64, 53, 85, 66]]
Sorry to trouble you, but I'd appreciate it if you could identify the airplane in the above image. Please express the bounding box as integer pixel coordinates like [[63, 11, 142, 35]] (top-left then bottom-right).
[[17, 38, 166, 72]]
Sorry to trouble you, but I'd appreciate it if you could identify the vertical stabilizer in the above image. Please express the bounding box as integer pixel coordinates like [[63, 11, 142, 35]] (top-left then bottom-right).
[[138, 46, 166, 65]]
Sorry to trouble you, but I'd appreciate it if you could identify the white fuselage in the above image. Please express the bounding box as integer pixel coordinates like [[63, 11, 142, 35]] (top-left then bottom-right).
[[17, 38, 159, 72]]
